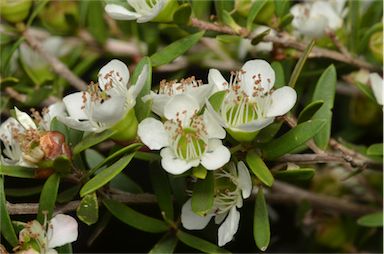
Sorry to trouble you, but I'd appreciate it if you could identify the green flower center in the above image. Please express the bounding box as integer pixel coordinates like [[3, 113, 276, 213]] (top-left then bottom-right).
[[175, 128, 207, 161]]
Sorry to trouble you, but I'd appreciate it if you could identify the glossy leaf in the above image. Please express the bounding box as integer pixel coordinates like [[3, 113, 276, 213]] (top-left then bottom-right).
[[275, 168, 315, 181], [80, 152, 136, 197], [297, 100, 324, 124], [77, 192, 99, 226], [312, 65, 337, 149], [57, 185, 81, 203], [73, 129, 117, 155], [247, 0, 267, 29], [271, 61, 285, 89], [103, 199, 168, 233], [57, 243, 73, 254], [251, 29, 271, 45], [0, 165, 35, 178], [173, 3, 192, 25], [246, 150, 274, 187], [110, 173, 143, 194], [357, 212, 383, 227], [176, 230, 230, 253], [85, 1, 108, 44], [288, 40, 315, 88], [132, 57, 152, 122], [354, 81, 376, 102], [274, 0, 290, 17], [5, 185, 42, 197], [37, 173, 60, 223], [150, 31, 204, 67], [254, 188, 270, 251], [149, 233, 178, 254], [367, 143, 383, 156], [150, 164, 174, 220], [191, 171, 214, 216], [208, 90, 227, 112], [263, 119, 327, 159], [0, 177, 18, 247]]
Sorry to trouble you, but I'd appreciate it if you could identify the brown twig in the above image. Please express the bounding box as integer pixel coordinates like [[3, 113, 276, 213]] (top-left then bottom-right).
[[190, 18, 379, 72], [278, 153, 344, 164], [23, 29, 87, 91], [266, 181, 377, 216]]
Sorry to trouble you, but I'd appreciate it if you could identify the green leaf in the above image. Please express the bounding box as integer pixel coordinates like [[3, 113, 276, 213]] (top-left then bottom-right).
[[73, 129, 117, 155], [354, 81, 376, 102], [251, 28, 271, 45], [215, 34, 241, 44], [173, 3, 192, 25], [191, 171, 214, 215], [150, 31, 205, 67], [271, 61, 285, 89], [85, 149, 105, 170], [297, 100, 324, 124], [275, 168, 315, 181], [278, 13, 294, 28], [150, 164, 174, 220], [348, 0, 360, 53], [103, 199, 168, 233], [80, 152, 136, 197], [0, 164, 35, 178], [312, 65, 337, 149], [132, 57, 152, 122], [149, 233, 178, 254], [357, 212, 383, 227], [26, 0, 49, 27], [85, 1, 108, 44], [263, 119, 327, 159], [208, 90, 227, 112], [222, 10, 242, 32], [0, 177, 18, 247], [256, 121, 283, 143], [110, 173, 143, 194], [57, 185, 81, 203], [367, 144, 383, 156], [1, 37, 24, 76], [77, 192, 99, 226], [88, 143, 142, 176], [176, 230, 230, 253], [192, 165, 207, 179], [247, 0, 267, 29], [57, 243, 73, 254], [214, 0, 234, 22], [274, 0, 290, 17], [191, 0, 211, 20], [6, 185, 43, 197], [37, 173, 60, 224], [288, 40, 315, 88], [246, 150, 274, 187], [254, 188, 270, 251], [53, 156, 71, 175]]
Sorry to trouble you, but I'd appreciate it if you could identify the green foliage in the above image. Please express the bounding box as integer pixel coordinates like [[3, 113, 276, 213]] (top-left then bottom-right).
[[149, 233, 178, 254], [357, 212, 383, 227], [191, 171, 215, 216], [37, 173, 60, 223], [246, 150, 274, 187], [150, 164, 174, 220], [0, 177, 18, 247], [77, 192, 99, 226], [176, 230, 230, 253], [254, 188, 270, 251]]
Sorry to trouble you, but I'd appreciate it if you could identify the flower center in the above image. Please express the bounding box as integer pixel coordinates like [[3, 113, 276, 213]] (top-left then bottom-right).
[[213, 167, 241, 214], [221, 70, 272, 127], [166, 114, 208, 162], [158, 76, 203, 96]]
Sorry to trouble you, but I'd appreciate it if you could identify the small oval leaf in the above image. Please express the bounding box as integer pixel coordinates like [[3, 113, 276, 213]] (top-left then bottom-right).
[[246, 150, 274, 187], [176, 230, 230, 253], [254, 188, 270, 251], [357, 212, 383, 227], [297, 100, 324, 124], [77, 192, 99, 226], [191, 171, 214, 215], [275, 168, 315, 181], [0, 177, 18, 247], [37, 173, 60, 223]]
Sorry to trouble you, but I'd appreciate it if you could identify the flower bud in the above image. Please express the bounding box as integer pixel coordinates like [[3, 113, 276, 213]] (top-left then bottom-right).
[[369, 31, 383, 63], [22, 146, 44, 164], [0, 0, 32, 23], [39, 131, 71, 160], [227, 128, 259, 143]]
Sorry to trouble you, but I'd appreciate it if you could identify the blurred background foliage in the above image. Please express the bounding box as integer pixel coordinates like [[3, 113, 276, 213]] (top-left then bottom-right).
[[0, 0, 383, 253]]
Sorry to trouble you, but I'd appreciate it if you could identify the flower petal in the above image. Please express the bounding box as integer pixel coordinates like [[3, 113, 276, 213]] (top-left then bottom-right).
[[218, 206, 240, 246], [234, 117, 274, 132], [208, 69, 228, 92], [129, 64, 148, 99], [143, 92, 170, 117], [186, 84, 214, 108], [201, 139, 230, 170], [160, 147, 195, 174], [181, 199, 213, 230], [88, 95, 126, 124], [15, 107, 36, 130], [203, 110, 226, 139], [138, 118, 169, 150], [242, 59, 275, 93], [43, 102, 66, 130], [47, 214, 78, 249], [62, 92, 89, 120], [56, 116, 98, 132], [369, 73, 383, 105], [98, 59, 129, 92], [164, 94, 200, 123], [205, 99, 228, 127], [312, 1, 343, 30], [266, 86, 297, 117], [105, 4, 141, 20], [237, 161, 252, 199]]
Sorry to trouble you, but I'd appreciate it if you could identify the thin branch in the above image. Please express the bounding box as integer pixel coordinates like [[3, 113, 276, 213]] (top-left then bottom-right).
[[190, 18, 379, 72], [23, 29, 87, 91], [266, 181, 377, 216], [278, 153, 344, 164]]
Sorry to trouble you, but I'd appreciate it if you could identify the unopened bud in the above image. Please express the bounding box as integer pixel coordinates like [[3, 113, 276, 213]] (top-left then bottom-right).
[[0, 0, 32, 23], [40, 131, 71, 160]]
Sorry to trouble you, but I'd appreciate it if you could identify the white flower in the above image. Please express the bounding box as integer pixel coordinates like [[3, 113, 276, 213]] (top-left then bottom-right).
[[138, 94, 230, 175], [369, 73, 383, 105], [0, 104, 67, 167], [17, 214, 78, 254], [181, 161, 252, 246], [105, 0, 166, 23], [238, 26, 276, 59], [290, 0, 346, 38], [207, 59, 296, 140], [58, 59, 147, 133], [142, 76, 213, 117]]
